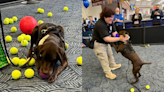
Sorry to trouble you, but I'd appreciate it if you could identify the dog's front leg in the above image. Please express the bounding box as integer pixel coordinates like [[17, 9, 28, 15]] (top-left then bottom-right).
[[48, 48, 68, 83]]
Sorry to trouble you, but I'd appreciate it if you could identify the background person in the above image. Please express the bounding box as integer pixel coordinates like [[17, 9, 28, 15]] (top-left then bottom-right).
[[113, 7, 124, 32], [132, 7, 142, 27], [151, 4, 163, 26]]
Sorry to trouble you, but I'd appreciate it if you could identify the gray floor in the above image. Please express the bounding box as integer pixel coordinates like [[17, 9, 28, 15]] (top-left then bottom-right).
[[0, 0, 82, 92], [82, 45, 164, 92]]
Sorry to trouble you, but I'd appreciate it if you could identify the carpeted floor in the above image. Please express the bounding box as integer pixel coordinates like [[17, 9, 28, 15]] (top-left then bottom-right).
[[82, 45, 164, 92], [0, 0, 82, 92]]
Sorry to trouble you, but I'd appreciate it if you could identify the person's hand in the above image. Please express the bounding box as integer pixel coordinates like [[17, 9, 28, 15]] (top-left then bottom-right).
[[112, 31, 118, 37], [119, 35, 129, 43]]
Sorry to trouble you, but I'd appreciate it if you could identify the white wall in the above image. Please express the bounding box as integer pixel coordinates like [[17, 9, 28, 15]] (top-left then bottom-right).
[[82, 1, 102, 19]]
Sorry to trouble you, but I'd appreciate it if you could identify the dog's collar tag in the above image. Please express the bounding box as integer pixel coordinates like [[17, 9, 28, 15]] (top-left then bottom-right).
[[41, 29, 47, 34]]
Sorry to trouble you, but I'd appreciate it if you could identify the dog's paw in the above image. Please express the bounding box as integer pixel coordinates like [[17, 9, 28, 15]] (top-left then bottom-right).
[[48, 74, 57, 83]]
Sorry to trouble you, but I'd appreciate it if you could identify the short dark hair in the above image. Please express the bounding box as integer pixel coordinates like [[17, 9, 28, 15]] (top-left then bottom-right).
[[89, 16, 92, 18], [100, 6, 115, 19]]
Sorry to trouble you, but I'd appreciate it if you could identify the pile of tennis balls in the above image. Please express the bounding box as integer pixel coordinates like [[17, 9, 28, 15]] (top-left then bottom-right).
[[8, 56, 36, 80], [17, 34, 31, 47], [3, 16, 18, 25], [11, 68, 35, 80], [37, 6, 68, 24]]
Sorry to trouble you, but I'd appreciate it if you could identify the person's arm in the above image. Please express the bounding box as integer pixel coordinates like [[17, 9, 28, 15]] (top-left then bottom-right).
[[151, 11, 154, 18], [113, 15, 117, 23], [103, 35, 127, 43], [139, 13, 142, 21], [160, 10, 163, 17], [88, 21, 91, 28], [132, 14, 135, 21]]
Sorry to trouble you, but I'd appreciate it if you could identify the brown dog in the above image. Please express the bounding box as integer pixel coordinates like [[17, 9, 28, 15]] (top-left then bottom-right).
[[111, 30, 151, 84], [27, 23, 68, 83]]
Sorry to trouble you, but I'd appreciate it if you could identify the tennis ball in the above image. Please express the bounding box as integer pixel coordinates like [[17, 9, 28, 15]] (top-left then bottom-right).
[[130, 88, 135, 92], [12, 57, 20, 66], [65, 42, 69, 50], [21, 40, 28, 47], [24, 35, 31, 41], [3, 19, 9, 25], [27, 58, 35, 66], [146, 85, 150, 89], [12, 16, 18, 22], [37, 8, 42, 12], [40, 9, 44, 13], [47, 12, 53, 17], [6, 57, 11, 64], [63, 6, 68, 11], [24, 68, 34, 78], [17, 36, 24, 42], [9, 19, 14, 24], [10, 47, 18, 54], [11, 26, 17, 32], [11, 70, 21, 80], [77, 56, 82, 66], [21, 34, 26, 38], [145, 46, 147, 48], [147, 44, 150, 46], [18, 58, 27, 66], [5, 35, 12, 42], [38, 20, 44, 25]]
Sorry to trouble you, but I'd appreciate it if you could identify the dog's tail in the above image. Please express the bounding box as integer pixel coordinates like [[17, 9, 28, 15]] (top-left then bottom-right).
[[142, 62, 152, 65]]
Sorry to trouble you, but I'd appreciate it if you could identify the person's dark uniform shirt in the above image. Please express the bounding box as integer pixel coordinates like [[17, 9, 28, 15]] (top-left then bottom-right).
[[92, 18, 116, 44], [151, 9, 163, 23]]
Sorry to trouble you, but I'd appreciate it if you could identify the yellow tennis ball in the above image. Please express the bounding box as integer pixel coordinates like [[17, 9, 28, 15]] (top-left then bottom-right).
[[20, 34, 26, 38], [21, 40, 28, 47], [3, 19, 9, 25], [38, 20, 44, 24], [27, 58, 35, 66], [63, 6, 68, 11], [130, 88, 135, 92], [37, 8, 42, 12], [145, 46, 147, 48], [10, 47, 18, 54], [9, 19, 14, 24], [12, 57, 20, 66], [5, 35, 12, 42], [47, 12, 53, 17], [12, 70, 21, 80], [11, 26, 17, 32], [6, 57, 11, 64], [24, 35, 31, 41], [40, 9, 44, 13], [65, 42, 69, 50], [18, 58, 27, 66], [12, 16, 18, 22], [17, 36, 24, 42], [77, 56, 82, 65], [147, 44, 150, 46], [146, 85, 150, 89], [24, 68, 34, 78]]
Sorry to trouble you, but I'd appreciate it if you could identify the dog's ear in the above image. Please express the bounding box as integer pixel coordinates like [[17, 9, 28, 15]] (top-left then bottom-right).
[[57, 47, 67, 65], [56, 25, 64, 38], [31, 26, 39, 45]]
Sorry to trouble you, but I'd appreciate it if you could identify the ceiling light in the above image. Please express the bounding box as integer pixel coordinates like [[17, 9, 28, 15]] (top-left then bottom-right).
[[136, 0, 140, 1], [147, 0, 151, 1]]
